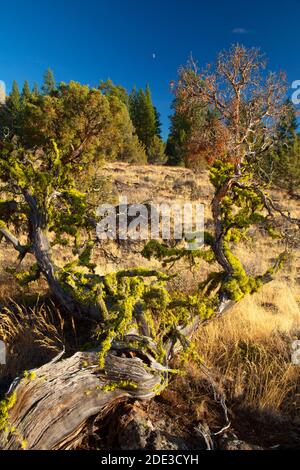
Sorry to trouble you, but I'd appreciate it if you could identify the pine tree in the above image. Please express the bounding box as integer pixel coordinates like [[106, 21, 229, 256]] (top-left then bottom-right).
[[112, 94, 147, 163], [129, 86, 138, 127], [166, 95, 209, 166], [258, 100, 300, 194], [129, 85, 156, 155], [9, 80, 21, 111], [154, 107, 161, 137], [0, 80, 22, 134], [275, 107, 300, 194], [5, 80, 22, 127], [277, 99, 297, 144], [279, 136, 300, 194], [42, 68, 56, 95], [166, 96, 193, 166], [22, 80, 31, 102], [148, 135, 166, 164], [32, 83, 39, 96]]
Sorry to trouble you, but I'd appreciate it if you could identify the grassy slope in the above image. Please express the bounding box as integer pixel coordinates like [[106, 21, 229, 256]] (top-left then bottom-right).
[[0, 162, 299, 448]]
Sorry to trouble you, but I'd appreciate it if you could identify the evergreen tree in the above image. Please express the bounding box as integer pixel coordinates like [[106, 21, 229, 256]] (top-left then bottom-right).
[[166, 95, 194, 166], [22, 80, 31, 102], [274, 105, 300, 194], [166, 95, 209, 166], [98, 81, 146, 163], [129, 85, 157, 155], [2, 80, 22, 130], [109, 92, 147, 163], [42, 68, 56, 95], [32, 83, 39, 96], [154, 107, 161, 137], [100, 79, 129, 108], [129, 86, 138, 124], [277, 99, 298, 144], [9, 80, 21, 113], [278, 135, 300, 194], [257, 100, 300, 194], [120, 133, 147, 163], [147, 135, 166, 164]]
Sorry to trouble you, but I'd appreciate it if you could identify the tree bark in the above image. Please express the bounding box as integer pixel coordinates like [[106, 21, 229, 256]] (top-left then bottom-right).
[[0, 343, 169, 450], [24, 192, 102, 322]]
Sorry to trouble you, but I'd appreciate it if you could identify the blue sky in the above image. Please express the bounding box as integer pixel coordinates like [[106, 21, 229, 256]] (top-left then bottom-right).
[[0, 0, 299, 138]]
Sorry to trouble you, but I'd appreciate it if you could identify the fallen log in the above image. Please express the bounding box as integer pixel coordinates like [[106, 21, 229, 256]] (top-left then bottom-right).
[[0, 342, 169, 450]]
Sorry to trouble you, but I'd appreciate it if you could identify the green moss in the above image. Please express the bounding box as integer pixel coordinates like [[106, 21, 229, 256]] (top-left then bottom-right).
[[14, 264, 41, 286], [0, 392, 17, 432], [21, 439, 28, 450], [101, 380, 138, 392], [98, 329, 115, 368], [142, 240, 215, 267], [23, 370, 37, 382]]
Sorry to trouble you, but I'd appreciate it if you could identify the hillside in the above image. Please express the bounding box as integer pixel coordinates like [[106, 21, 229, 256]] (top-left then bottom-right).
[[0, 162, 299, 450]]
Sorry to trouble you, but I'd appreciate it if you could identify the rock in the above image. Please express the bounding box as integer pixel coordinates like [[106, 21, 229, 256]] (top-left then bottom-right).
[[148, 431, 189, 450], [117, 407, 191, 450], [118, 407, 154, 450], [219, 433, 263, 450]]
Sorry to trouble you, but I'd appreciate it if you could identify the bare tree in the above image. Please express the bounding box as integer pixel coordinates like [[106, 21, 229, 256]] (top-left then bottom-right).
[[176, 45, 288, 166]]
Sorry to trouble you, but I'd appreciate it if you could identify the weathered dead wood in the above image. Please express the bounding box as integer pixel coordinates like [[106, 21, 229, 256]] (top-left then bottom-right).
[[0, 344, 169, 450]]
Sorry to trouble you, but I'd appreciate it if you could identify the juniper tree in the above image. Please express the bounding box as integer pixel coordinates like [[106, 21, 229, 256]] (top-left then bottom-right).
[[151, 45, 299, 313], [100, 79, 129, 108], [0, 81, 141, 319]]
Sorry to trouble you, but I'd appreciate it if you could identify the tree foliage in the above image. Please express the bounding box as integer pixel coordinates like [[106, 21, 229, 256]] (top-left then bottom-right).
[[21, 80, 31, 102], [147, 135, 166, 164], [42, 68, 56, 95], [0, 49, 298, 442], [0, 49, 295, 363], [129, 84, 162, 158], [166, 80, 209, 166], [257, 100, 300, 194]]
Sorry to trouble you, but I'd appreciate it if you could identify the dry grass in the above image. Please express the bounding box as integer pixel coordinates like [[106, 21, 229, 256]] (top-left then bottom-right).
[[0, 301, 66, 382], [0, 162, 299, 443], [195, 281, 300, 416]]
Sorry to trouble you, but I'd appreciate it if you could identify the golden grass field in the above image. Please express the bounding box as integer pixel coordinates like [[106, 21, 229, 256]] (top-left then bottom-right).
[[0, 162, 299, 447]]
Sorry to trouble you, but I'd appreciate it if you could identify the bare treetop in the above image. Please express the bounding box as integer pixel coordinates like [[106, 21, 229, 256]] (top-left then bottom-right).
[[176, 44, 288, 166]]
